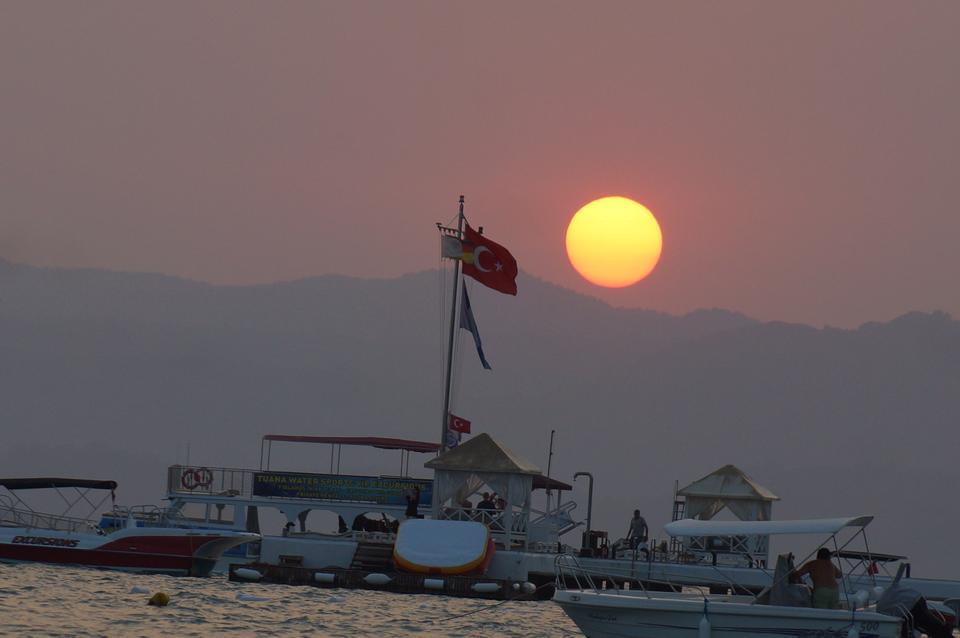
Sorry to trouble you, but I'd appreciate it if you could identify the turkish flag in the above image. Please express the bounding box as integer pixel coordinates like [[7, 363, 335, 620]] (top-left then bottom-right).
[[449, 413, 472, 434], [461, 224, 518, 295]]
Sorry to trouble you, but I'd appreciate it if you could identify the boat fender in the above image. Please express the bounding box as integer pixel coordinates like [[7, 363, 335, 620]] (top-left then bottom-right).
[[511, 583, 520, 591], [314, 572, 336, 584], [853, 590, 869, 609], [521, 582, 536, 594], [234, 568, 263, 581], [423, 578, 444, 590], [471, 583, 501, 594], [698, 599, 710, 638], [846, 628, 859, 638], [871, 586, 884, 601], [148, 592, 170, 607], [364, 573, 392, 586]]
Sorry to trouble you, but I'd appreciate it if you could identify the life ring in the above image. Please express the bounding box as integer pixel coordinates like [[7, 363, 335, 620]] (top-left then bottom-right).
[[181, 468, 214, 490]]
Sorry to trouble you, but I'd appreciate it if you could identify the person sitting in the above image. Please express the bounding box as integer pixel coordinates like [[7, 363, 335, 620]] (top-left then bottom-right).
[[477, 492, 496, 511], [794, 548, 841, 609]]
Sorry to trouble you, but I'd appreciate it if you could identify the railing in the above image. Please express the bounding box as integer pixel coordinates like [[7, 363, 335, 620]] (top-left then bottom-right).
[[102, 504, 172, 527], [682, 534, 768, 568], [556, 553, 729, 599], [0, 503, 97, 534], [167, 465, 421, 510], [439, 507, 527, 531], [527, 499, 579, 544], [168, 465, 254, 498], [555, 553, 657, 596]]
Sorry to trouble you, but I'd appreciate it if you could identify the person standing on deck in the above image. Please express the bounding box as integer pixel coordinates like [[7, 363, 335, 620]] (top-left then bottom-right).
[[794, 548, 841, 609], [627, 510, 648, 549], [404, 487, 421, 519]]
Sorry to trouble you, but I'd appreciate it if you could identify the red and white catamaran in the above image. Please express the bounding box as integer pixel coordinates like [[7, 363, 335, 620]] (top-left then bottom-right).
[[0, 477, 258, 576]]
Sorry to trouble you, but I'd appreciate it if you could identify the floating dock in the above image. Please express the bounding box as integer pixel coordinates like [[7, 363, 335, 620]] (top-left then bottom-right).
[[228, 562, 544, 600]]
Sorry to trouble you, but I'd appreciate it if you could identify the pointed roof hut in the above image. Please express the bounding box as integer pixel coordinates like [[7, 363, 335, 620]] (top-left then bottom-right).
[[425, 433, 544, 550], [677, 464, 779, 522]]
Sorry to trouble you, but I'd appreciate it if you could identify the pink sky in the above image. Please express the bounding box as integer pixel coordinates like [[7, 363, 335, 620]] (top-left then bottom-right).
[[2, 1, 957, 326]]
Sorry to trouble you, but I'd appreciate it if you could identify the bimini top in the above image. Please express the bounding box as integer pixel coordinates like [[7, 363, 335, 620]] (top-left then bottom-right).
[[665, 516, 874, 537], [262, 435, 440, 454], [0, 478, 118, 491]]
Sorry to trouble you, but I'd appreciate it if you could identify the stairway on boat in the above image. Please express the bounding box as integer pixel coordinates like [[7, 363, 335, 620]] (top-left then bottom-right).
[[350, 540, 395, 571]]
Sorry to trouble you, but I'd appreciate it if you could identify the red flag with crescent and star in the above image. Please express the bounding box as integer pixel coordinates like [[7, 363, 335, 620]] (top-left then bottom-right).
[[460, 224, 518, 296], [449, 413, 472, 434]]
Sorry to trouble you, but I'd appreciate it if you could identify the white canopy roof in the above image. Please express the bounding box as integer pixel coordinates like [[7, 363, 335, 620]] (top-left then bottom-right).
[[424, 433, 541, 475], [665, 515, 874, 537], [677, 464, 779, 501]]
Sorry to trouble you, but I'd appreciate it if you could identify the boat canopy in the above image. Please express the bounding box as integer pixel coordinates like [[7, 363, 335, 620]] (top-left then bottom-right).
[[664, 515, 874, 537], [262, 435, 440, 454], [0, 478, 118, 491], [835, 550, 906, 563]]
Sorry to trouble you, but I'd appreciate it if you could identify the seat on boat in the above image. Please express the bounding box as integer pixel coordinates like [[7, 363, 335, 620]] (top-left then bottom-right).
[[758, 553, 811, 607]]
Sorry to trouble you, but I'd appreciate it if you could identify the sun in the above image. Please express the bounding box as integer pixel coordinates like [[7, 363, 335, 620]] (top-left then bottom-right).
[[565, 196, 663, 288]]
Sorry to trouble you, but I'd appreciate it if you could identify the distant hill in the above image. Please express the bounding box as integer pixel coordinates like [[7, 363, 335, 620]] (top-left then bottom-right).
[[1, 259, 957, 575]]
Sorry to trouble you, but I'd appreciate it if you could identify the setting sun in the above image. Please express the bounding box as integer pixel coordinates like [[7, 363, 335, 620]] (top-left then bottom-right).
[[565, 196, 663, 288]]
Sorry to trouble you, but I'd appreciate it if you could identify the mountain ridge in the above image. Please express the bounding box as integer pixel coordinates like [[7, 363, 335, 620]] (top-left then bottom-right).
[[0, 259, 957, 575]]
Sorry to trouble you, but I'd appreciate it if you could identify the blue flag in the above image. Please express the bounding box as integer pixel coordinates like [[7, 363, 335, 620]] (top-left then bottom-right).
[[460, 284, 492, 370]]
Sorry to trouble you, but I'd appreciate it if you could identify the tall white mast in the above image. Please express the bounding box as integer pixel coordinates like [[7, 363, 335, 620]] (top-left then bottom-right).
[[439, 195, 465, 453]]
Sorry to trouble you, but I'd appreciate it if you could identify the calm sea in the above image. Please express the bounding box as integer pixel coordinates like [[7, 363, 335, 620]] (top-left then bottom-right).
[[0, 563, 582, 637]]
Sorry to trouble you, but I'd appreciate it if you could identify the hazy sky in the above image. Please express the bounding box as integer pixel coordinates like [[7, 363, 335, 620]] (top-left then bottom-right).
[[2, 1, 958, 327]]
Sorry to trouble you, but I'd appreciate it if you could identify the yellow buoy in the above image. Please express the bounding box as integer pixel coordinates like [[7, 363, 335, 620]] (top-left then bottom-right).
[[148, 592, 170, 607]]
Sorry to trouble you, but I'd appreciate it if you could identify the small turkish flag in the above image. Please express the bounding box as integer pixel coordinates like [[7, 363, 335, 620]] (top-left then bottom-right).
[[449, 413, 472, 434]]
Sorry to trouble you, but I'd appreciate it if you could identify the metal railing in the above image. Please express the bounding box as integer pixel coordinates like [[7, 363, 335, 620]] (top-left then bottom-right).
[[555, 552, 747, 600], [439, 507, 527, 529], [0, 503, 97, 534], [168, 465, 254, 498]]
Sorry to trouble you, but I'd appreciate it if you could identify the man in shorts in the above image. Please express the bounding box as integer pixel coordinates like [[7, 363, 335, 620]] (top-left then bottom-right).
[[794, 548, 841, 609]]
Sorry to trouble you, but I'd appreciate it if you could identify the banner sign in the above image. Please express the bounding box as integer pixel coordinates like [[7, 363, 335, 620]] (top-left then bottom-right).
[[252, 471, 432, 506]]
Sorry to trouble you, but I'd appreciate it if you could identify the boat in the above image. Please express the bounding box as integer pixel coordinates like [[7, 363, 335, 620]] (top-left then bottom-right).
[[552, 516, 937, 638], [0, 477, 258, 576], [135, 433, 573, 597]]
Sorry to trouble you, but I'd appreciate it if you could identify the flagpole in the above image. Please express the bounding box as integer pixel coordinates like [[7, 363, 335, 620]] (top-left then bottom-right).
[[440, 195, 465, 454]]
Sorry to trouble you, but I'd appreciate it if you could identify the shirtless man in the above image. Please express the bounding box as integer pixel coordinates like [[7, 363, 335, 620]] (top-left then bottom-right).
[[794, 548, 841, 609]]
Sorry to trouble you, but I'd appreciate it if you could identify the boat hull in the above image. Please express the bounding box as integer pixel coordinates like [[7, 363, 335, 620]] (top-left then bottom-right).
[[553, 590, 902, 638], [0, 526, 257, 576]]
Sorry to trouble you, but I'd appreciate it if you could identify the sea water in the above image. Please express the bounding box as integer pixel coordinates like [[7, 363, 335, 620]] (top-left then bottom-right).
[[0, 563, 581, 637]]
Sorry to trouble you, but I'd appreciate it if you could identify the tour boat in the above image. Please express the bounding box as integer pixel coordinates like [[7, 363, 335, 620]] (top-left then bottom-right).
[[0, 477, 258, 576]]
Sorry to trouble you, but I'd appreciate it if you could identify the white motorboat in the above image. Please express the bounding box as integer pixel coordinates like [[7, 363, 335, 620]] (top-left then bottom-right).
[[552, 586, 901, 638], [553, 516, 911, 638], [0, 477, 259, 576]]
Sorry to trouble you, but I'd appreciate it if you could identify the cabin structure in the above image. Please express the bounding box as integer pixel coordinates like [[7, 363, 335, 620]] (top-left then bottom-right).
[[425, 433, 573, 551], [672, 464, 780, 568]]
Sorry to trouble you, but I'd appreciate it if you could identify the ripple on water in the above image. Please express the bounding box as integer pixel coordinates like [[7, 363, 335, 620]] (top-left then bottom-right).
[[0, 563, 581, 637]]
